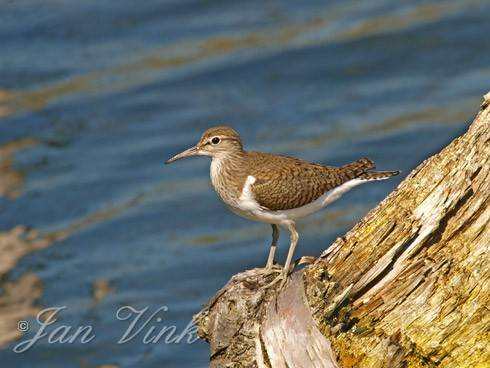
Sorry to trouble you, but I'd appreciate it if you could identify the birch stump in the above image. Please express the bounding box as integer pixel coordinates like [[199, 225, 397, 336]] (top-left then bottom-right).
[[194, 92, 490, 368]]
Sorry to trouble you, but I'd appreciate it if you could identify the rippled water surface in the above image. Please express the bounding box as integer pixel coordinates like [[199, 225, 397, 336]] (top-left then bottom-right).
[[1, 1, 490, 367]]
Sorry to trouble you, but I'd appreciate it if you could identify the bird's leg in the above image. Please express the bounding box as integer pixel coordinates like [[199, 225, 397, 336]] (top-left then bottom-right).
[[261, 222, 299, 289], [278, 222, 299, 287], [263, 224, 281, 275]]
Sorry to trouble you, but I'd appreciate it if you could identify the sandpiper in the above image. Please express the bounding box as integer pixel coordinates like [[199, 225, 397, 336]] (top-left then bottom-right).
[[166, 126, 399, 287]]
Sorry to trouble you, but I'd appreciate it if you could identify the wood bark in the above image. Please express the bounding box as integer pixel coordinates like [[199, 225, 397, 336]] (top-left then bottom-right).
[[194, 92, 490, 368]]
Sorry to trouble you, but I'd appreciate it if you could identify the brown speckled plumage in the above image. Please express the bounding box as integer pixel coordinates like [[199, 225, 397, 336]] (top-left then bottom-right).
[[209, 148, 399, 211], [249, 154, 378, 211]]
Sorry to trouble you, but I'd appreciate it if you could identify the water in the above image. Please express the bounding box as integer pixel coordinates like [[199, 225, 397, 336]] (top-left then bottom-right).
[[1, 1, 489, 367]]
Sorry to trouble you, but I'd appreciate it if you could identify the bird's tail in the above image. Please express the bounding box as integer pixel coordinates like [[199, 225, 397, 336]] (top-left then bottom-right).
[[338, 157, 399, 182], [357, 170, 400, 180], [340, 157, 375, 177]]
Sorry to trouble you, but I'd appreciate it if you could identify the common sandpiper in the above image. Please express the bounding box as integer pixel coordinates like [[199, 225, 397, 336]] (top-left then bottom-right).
[[166, 126, 399, 288]]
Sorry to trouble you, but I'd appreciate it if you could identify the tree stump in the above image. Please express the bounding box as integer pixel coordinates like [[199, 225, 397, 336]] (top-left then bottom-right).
[[194, 92, 490, 368]]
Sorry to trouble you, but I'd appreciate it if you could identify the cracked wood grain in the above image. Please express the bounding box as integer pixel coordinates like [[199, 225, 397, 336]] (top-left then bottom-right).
[[305, 93, 490, 368]]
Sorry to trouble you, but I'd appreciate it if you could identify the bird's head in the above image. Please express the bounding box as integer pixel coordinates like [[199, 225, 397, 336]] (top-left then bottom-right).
[[165, 126, 243, 164]]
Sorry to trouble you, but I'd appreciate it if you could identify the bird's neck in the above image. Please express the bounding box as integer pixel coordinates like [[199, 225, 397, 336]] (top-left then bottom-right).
[[210, 151, 248, 205]]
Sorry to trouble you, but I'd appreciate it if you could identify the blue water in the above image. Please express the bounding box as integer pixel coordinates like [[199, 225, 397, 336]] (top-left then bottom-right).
[[1, 1, 490, 367]]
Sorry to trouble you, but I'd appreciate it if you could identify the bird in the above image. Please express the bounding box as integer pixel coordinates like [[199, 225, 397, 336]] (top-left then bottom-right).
[[165, 126, 399, 288]]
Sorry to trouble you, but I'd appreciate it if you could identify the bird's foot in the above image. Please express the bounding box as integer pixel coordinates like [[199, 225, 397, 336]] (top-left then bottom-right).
[[261, 263, 282, 276], [260, 270, 289, 290]]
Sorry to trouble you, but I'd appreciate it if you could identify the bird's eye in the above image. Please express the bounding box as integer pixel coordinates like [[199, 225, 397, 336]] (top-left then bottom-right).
[[211, 137, 221, 145]]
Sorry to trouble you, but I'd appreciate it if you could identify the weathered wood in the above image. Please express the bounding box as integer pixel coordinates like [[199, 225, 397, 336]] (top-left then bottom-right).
[[261, 272, 339, 368], [195, 92, 490, 367], [194, 269, 339, 368], [304, 92, 490, 368]]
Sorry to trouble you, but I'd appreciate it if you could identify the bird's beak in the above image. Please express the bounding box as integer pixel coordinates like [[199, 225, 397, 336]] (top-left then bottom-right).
[[165, 145, 200, 164]]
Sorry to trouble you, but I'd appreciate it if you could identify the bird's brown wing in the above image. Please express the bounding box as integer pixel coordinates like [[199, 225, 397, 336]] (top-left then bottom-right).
[[248, 152, 374, 211]]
